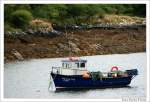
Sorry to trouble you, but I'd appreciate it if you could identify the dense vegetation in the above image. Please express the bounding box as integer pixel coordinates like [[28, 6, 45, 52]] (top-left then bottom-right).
[[4, 4, 146, 31]]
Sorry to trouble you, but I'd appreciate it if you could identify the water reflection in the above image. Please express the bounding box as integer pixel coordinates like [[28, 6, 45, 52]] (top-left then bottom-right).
[[54, 86, 132, 92]]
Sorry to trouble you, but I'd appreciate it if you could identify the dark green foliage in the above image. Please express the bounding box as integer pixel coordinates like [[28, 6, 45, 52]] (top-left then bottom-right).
[[4, 4, 146, 31], [4, 24, 22, 33], [10, 10, 33, 29], [4, 5, 31, 23]]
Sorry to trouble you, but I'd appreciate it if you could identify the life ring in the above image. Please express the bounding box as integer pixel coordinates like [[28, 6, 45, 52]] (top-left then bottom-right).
[[111, 66, 119, 71]]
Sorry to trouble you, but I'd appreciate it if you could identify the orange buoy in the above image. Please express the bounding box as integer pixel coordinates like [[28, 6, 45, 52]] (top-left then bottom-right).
[[82, 71, 90, 79]]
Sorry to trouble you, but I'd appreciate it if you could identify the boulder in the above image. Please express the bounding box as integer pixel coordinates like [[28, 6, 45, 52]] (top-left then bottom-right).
[[57, 41, 80, 53], [28, 43, 36, 46], [18, 32, 32, 43], [68, 41, 81, 53], [72, 47, 81, 53], [57, 43, 68, 50], [91, 44, 103, 50], [27, 29, 35, 35], [11, 49, 24, 61], [68, 41, 78, 48]]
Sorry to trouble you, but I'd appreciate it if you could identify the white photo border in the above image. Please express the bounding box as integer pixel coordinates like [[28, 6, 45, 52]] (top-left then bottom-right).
[[0, 0, 149, 102]]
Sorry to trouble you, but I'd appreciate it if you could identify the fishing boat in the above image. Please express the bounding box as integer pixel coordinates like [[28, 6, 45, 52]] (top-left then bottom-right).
[[50, 57, 138, 89]]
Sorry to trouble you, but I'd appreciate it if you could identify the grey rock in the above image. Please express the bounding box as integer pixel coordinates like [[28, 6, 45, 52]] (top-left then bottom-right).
[[18, 33, 32, 43], [57, 43, 68, 50], [11, 49, 24, 61]]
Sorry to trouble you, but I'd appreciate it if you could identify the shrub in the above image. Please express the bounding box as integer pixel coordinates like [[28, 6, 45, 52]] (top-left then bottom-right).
[[4, 23, 22, 33], [4, 23, 23, 39], [30, 19, 53, 32], [11, 10, 33, 29]]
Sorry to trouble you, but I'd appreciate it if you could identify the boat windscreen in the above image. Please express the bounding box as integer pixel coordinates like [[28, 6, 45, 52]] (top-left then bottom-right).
[[80, 63, 85, 68]]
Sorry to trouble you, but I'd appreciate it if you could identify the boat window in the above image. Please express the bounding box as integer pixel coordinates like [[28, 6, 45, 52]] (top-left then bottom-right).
[[64, 63, 71, 68], [66, 63, 68, 68], [62, 63, 64, 67], [80, 62, 85, 68], [68, 63, 71, 68], [75, 63, 79, 68]]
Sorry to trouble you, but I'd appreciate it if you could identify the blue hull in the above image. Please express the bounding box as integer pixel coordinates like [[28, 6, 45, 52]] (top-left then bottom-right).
[[51, 73, 133, 88]]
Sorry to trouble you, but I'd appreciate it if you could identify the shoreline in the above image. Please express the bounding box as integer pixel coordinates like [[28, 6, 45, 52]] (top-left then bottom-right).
[[4, 27, 146, 62], [4, 52, 146, 63]]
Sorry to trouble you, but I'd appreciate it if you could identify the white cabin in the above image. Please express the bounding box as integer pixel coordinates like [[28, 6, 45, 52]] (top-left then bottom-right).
[[52, 58, 88, 75]]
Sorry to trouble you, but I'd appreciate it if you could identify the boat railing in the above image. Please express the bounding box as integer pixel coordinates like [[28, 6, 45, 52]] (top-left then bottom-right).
[[91, 71, 130, 78], [51, 66, 61, 74]]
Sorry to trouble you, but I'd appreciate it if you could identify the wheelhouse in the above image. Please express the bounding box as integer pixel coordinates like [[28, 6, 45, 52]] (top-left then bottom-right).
[[62, 59, 87, 69], [52, 57, 88, 75]]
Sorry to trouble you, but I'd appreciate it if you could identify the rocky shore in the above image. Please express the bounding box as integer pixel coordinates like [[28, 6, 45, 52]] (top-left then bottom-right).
[[4, 25, 146, 62]]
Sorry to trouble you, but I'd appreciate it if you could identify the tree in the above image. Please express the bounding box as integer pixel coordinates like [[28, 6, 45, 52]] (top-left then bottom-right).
[[4, 4, 146, 31]]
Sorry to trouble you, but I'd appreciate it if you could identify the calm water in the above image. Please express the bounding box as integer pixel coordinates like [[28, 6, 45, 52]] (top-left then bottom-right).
[[4, 53, 147, 99]]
